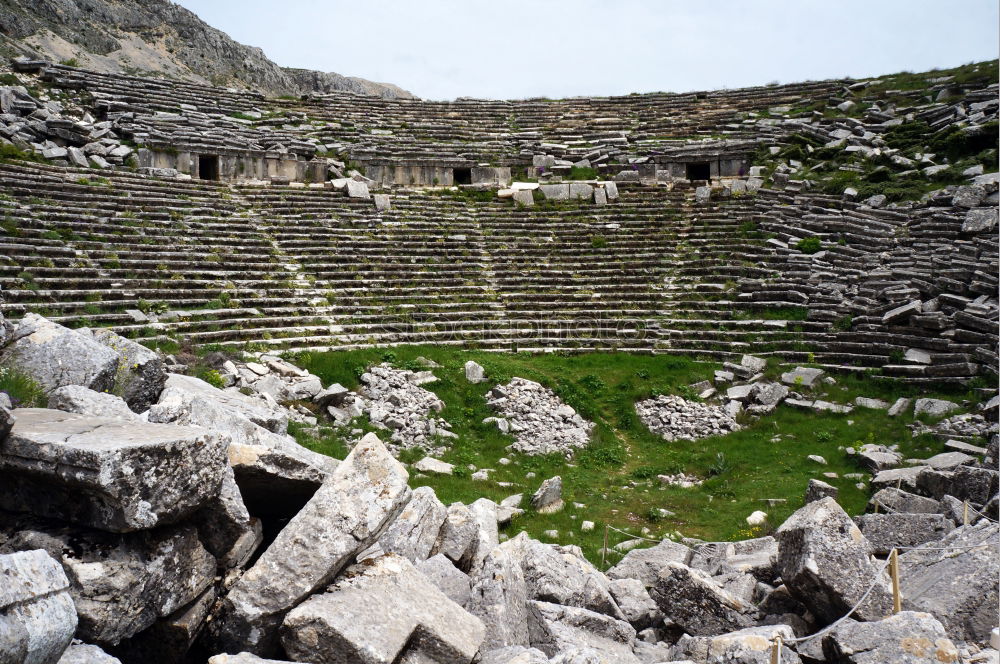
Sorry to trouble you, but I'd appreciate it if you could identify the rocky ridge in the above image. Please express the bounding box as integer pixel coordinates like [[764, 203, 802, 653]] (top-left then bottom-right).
[[0, 0, 414, 99]]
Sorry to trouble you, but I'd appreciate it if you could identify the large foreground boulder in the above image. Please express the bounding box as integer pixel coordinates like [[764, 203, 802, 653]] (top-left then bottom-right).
[[0, 314, 118, 394], [366, 485, 447, 563], [208, 433, 411, 656], [47, 386, 137, 420], [78, 327, 166, 412], [821, 611, 959, 663], [0, 408, 228, 532], [671, 624, 800, 664], [607, 538, 692, 587], [774, 497, 894, 622], [1, 516, 215, 646], [467, 546, 531, 651], [899, 521, 999, 642], [280, 553, 485, 664], [0, 549, 77, 664], [502, 533, 624, 619], [525, 601, 638, 663], [852, 513, 955, 555], [149, 374, 337, 508], [649, 561, 757, 636]]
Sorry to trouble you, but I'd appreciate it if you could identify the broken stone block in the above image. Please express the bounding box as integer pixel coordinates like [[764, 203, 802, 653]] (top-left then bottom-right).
[[530, 475, 564, 514], [804, 478, 839, 503], [871, 465, 928, 492], [1, 516, 215, 646], [649, 561, 756, 636], [887, 397, 911, 417], [671, 624, 799, 664], [688, 536, 778, 582], [194, 466, 260, 569], [78, 327, 166, 412], [478, 646, 548, 664], [916, 465, 999, 503], [373, 193, 391, 210], [209, 433, 410, 656], [853, 513, 955, 555], [345, 178, 370, 198], [46, 385, 137, 420], [465, 360, 487, 383], [882, 300, 922, 324], [899, 522, 999, 641], [512, 189, 534, 206], [280, 554, 485, 664], [369, 485, 447, 563], [856, 444, 902, 473], [413, 456, 454, 475], [433, 502, 481, 570], [0, 314, 118, 394], [156, 373, 287, 433], [0, 394, 13, 443], [607, 578, 662, 630], [526, 601, 638, 663], [963, 207, 998, 233], [468, 545, 530, 650], [0, 549, 77, 664], [416, 553, 472, 608], [467, 498, 500, 572], [58, 643, 123, 663], [0, 408, 227, 532], [503, 533, 623, 619], [607, 538, 692, 587], [821, 611, 959, 663], [913, 398, 959, 418], [779, 367, 824, 388], [774, 497, 894, 622], [867, 487, 940, 514]]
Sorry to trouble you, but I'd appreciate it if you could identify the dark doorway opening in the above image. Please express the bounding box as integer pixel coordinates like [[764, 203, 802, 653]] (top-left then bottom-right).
[[199, 154, 220, 181], [686, 162, 711, 181], [453, 167, 472, 185]]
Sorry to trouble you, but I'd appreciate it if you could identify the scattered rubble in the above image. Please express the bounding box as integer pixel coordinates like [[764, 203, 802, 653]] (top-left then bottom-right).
[[486, 378, 594, 456], [635, 394, 742, 442]]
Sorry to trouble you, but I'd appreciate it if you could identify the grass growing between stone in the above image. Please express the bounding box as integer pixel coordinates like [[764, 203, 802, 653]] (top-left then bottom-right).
[[291, 347, 972, 568]]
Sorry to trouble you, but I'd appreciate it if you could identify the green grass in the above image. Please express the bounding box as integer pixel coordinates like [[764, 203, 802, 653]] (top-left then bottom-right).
[[0, 367, 47, 407], [288, 346, 973, 568]]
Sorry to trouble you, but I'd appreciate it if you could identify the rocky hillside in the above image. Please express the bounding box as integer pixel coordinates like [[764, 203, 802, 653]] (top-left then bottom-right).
[[0, 0, 415, 99]]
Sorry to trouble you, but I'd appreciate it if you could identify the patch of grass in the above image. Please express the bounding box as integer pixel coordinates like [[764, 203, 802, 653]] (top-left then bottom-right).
[[796, 236, 822, 254], [566, 166, 599, 180], [196, 368, 226, 389], [0, 367, 47, 407], [294, 347, 970, 567]]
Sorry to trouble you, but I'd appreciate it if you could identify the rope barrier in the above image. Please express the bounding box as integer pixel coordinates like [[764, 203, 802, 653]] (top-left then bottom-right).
[[780, 556, 893, 645], [604, 524, 665, 543], [771, 536, 1000, 657], [967, 503, 1000, 523]]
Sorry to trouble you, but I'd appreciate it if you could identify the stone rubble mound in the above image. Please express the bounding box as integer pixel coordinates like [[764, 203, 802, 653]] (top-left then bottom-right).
[[358, 363, 456, 456], [485, 378, 594, 457], [635, 393, 742, 442], [0, 307, 997, 663]]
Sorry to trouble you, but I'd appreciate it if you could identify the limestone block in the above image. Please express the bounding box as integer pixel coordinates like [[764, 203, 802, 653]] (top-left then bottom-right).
[[0, 408, 227, 532], [280, 554, 484, 664], [0, 549, 77, 664]]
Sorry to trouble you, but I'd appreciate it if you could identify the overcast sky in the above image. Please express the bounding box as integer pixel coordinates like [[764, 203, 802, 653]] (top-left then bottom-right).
[[174, 0, 999, 100]]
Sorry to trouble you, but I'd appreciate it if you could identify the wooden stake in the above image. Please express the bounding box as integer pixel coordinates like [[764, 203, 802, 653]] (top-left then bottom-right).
[[602, 524, 609, 570], [889, 548, 902, 614], [771, 636, 783, 664], [963, 500, 969, 526]]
